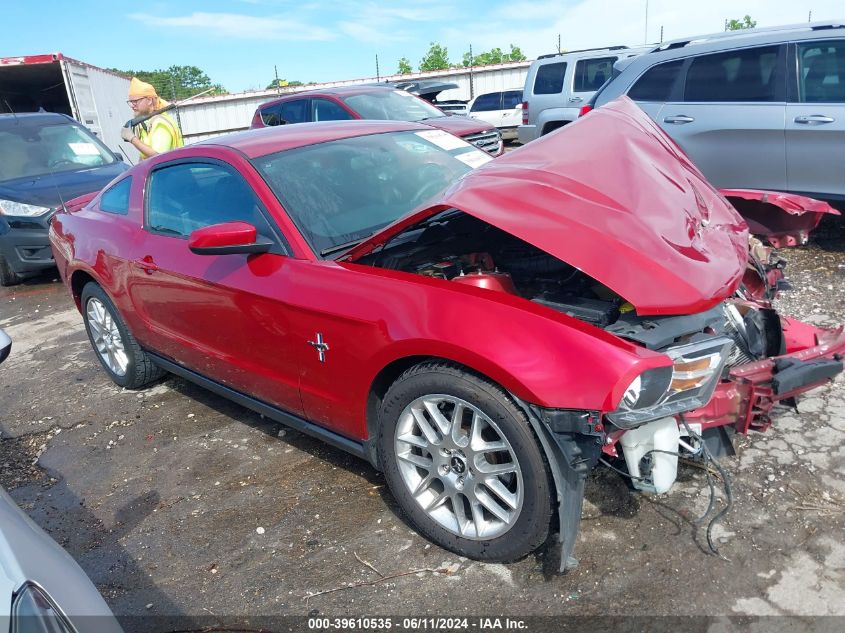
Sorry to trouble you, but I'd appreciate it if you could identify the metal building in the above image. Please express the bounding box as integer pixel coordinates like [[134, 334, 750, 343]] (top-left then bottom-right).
[[178, 61, 531, 143]]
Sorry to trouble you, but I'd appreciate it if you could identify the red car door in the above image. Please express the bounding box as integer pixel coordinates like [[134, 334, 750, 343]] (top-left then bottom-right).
[[125, 159, 304, 415]]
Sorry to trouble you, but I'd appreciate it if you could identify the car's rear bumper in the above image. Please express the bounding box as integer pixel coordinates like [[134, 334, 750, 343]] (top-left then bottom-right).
[[518, 124, 538, 144], [500, 126, 519, 141], [0, 215, 55, 274]]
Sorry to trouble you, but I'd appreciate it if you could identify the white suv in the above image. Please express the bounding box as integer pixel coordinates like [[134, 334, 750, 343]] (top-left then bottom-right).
[[518, 45, 648, 143], [467, 89, 523, 140]]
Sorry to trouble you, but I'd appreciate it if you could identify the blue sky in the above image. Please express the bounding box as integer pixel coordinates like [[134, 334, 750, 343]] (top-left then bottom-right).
[[4, 0, 843, 93]]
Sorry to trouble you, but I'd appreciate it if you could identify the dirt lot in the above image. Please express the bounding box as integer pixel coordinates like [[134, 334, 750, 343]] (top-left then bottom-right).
[[1, 219, 844, 631]]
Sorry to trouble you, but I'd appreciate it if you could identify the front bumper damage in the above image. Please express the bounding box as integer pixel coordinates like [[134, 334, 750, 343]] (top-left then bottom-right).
[[523, 320, 844, 573]]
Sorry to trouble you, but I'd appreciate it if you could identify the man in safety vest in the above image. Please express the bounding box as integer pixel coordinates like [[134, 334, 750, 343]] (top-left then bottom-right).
[[121, 77, 184, 159]]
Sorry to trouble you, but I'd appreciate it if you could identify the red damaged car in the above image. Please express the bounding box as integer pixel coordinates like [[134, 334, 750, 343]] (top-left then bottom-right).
[[49, 98, 844, 570]]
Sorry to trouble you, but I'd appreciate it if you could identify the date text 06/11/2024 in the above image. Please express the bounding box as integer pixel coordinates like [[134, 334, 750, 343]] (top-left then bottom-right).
[[307, 617, 528, 630]]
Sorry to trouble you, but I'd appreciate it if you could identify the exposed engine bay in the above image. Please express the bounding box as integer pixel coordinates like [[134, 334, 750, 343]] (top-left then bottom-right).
[[358, 209, 784, 361]]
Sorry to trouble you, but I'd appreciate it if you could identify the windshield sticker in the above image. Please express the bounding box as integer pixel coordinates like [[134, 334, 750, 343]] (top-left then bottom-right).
[[69, 142, 100, 156], [455, 151, 493, 169], [415, 130, 468, 151]]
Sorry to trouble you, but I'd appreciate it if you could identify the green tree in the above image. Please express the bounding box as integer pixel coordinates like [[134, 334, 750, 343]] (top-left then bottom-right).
[[726, 15, 757, 30], [419, 42, 450, 71], [461, 44, 527, 67], [397, 57, 413, 74], [110, 65, 227, 99], [266, 79, 304, 89]]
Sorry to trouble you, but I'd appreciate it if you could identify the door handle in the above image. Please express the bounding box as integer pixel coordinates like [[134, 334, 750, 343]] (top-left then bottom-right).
[[663, 114, 695, 124], [794, 114, 835, 125], [569, 96, 583, 103], [132, 257, 159, 274]]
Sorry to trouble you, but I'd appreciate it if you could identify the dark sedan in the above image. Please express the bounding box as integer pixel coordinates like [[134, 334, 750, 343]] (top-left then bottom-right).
[[0, 112, 127, 285]]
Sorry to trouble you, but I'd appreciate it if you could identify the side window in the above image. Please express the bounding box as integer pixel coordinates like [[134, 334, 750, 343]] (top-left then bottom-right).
[[471, 93, 502, 112], [502, 90, 523, 109], [629, 59, 685, 101], [146, 163, 274, 239], [573, 56, 617, 92], [684, 46, 781, 102], [533, 62, 567, 95], [280, 99, 310, 124], [99, 177, 131, 215], [312, 98, 353, 121], [260, 104, 282, 126], [798, 41, 845, 103]]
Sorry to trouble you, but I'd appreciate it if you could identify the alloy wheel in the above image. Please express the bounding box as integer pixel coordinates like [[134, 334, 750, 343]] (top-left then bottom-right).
[[394, 394, 523, 540], [86, 297, 129, 376]]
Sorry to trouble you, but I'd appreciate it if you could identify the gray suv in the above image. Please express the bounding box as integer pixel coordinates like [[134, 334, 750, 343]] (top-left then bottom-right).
[[592, 21, 845, 203], [518, 45, 648, 143]]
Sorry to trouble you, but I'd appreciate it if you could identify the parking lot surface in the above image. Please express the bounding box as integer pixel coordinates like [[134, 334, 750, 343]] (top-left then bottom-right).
[[1, 220, 844, 630]]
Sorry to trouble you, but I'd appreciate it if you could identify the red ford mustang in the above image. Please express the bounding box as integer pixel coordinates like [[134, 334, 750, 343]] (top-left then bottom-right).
[[49, 98, 844, 570]]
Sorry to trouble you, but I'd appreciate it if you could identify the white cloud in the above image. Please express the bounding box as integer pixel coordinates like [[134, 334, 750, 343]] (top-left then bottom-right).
[[441, 0, 844, 61], [129, 11, 335, 41]]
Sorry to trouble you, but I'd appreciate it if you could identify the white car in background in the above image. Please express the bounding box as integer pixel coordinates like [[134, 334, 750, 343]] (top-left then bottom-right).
[[468, 89, 523, 140]]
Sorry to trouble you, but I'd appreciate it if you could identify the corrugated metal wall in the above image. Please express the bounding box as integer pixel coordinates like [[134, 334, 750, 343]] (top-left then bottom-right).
[[178, 61, 531, 143], [71, 61, 139, 161]]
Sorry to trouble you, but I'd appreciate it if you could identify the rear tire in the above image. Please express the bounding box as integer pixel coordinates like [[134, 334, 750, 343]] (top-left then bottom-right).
[[378, 362, 553, 562], [0, 255, 22, 287], [80, 282, 164, 389]]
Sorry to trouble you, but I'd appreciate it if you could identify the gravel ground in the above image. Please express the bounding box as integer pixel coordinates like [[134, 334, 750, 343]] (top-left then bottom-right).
[[0, 217, 843, 631]]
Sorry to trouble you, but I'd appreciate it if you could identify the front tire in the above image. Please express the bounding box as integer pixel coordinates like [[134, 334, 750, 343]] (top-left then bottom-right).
[[81, 282, 164, 389], [0, 255, 22, 287], [378, 362, 552, 562]]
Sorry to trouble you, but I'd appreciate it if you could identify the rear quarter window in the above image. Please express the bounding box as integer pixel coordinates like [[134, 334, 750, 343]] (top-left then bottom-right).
[[99, 177, 131, 215], [628, 59, 685, 101], [533, 62, 567, 94]]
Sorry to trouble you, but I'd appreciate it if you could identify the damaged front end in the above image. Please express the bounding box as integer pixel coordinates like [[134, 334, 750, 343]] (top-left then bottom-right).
[[721, 188, 840, 248], [344, 98, 844, 570]]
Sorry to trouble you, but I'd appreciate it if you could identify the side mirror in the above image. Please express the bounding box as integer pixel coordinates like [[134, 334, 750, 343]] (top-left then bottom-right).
[[0, 328, 11, 365], [188, 221, 272, 256], [113, 150, 124, 162]]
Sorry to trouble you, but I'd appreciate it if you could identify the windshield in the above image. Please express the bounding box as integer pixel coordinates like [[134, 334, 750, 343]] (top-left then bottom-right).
[[0, 120, 116, 183], [341, 90, 446, 122], [252, 130, 492, 257]]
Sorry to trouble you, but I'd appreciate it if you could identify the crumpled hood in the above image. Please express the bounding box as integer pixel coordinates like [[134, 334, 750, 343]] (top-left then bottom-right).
[[348, 97, 749, 316]]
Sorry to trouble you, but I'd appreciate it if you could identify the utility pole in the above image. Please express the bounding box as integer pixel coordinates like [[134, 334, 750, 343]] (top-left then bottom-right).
[[375, 54, 380, 82], [660, 25, 664, 43], [644, 0, 649, 43], [468, 44, 474, 100], [808, 10, 813, 22], [557, 33, 561, 54], [274, 65, 280, 94]]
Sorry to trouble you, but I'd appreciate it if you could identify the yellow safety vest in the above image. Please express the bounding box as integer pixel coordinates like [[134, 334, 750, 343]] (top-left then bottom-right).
[[135, 112, 184, 159]]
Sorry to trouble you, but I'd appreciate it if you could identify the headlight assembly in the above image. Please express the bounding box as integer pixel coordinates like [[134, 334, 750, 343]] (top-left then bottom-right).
[[608, 337, 733, 428], [0, 199, 52, 218], [12, 583, 76, 633]]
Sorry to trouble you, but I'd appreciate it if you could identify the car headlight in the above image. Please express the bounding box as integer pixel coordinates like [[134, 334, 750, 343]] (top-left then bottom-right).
[[0, 199, 52, 217], [608, 337, 732, 428], [12, 583, 76, 633]]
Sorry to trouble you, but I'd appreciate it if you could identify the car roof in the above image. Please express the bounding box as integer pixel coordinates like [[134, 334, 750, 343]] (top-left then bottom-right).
[[0, 112, 76, 129], [198, 119, 430, 158], [623, 21, 844, 69], [258, 84, 400, 108], [650, 20, 843, 53]]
